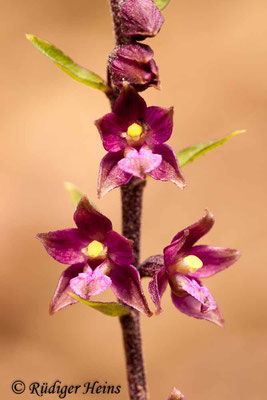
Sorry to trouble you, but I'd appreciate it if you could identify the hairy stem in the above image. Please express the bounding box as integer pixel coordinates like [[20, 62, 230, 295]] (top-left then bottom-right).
[[121, 179, 146, 265], [120, 179, 148, 400], [109, 2, 148, 399], [120, 310, 148, 400], [110, 0, 131, 46]]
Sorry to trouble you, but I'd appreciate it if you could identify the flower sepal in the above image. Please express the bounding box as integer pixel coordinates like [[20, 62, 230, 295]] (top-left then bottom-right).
[[120, 0, 164, 41], [109, 44, 160, 91]]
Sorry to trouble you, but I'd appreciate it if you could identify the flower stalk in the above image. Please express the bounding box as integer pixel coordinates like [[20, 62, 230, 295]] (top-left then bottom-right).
[[110, 0, 131, 46], [120, 308, 148, 400], [109, 2, 149, 398], [120, 180, 148, 400]]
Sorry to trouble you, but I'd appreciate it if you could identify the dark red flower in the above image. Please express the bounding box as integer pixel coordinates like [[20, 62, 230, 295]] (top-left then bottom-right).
[[95, 85, 186, 198]]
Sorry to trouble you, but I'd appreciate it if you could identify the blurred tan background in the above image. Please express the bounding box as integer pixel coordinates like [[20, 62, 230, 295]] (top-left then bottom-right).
[[1, 0, 267, 398]]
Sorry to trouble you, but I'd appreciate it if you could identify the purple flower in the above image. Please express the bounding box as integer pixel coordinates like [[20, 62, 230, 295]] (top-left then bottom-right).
[[120, 0, 164, 40], [146, 210, 240, 326], [96, 85, 186, 198], [37, 197, 152, 316], [109, 43, 160, 91]]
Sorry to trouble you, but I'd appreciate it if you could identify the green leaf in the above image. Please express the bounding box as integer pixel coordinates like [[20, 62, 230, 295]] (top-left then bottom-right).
[[26, 34, 107, 91], [69, 293, 130, 317], [64, 182, 83, 207], [177, 130, 246, 168], [153, 0, 171, 10]]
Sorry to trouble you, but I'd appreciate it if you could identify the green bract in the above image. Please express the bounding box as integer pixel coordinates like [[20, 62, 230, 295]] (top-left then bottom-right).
[[69, 293, 130, 317], [64, 181, 99, 210], [26, 34, 107, 91], [64, 182, 83, 207], [177, 130, 245, 168], [153, 0, 171, 11]]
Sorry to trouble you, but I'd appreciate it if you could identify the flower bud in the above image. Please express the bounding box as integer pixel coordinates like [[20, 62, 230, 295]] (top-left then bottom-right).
[[167, 387, 185, 400], [109, 43, 160, 91], [120, 0, 164, 40]]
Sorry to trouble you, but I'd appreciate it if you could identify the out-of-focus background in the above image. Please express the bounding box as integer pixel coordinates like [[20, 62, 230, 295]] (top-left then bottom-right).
[[1, 0, 266, 398]]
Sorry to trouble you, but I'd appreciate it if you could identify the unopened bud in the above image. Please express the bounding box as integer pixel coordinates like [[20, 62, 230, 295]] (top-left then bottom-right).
[[120, 0, 164, 40], [167, 387, 185, 400], [109, 43, 160, 91]]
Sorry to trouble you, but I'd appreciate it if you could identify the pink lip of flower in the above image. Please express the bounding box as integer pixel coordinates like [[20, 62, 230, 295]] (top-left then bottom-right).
[[120, 0, 164, 41], [144, 210, 241, 326], [109, 43, 160, 91], [47, 259, 152, 317], [95, 85, 186, 198], [118, 146, 162, 180], [36, 197, 152, 317], [70, 263, 112, 300]]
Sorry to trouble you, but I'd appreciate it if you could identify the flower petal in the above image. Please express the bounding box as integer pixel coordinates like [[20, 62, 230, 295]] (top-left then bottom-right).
[[98, 151, 132, 199], [37, 228, 88, 265], [149, 144, 186, 189], [186, 246, 241, 279], [169, 274, 215, 308], [49, 263, 85, 315], [113, 84, 147, 124], [170, 276, 224, 327], [171, 291, 224, 327], [117, 42, 154, 63], [70, 263, 112, 299], [171, 209, 215, 253], [148, 267, 168, 314], [145, 106, 173, 145], [139, 146, 162, 173], [118, 147, 162, 179], [95, 113, 128, 152], [105, 230, 134, 266], [118, 149, 142, 178], [110, 264, 152, 317], [163, 231, 188, 268], [74, 197, 112, 239]]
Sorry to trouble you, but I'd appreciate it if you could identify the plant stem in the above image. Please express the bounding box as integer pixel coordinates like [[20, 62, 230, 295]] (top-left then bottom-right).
[[110, 0, 131, 46], [120, 179, 148, 400], [121, 179, 146, 265], [109, 3, 148, 398]]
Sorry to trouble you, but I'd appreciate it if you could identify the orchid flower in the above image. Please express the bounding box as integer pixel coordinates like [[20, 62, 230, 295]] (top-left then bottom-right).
[[37, 197, 151, 316], [96, 85, 186, 198], [143, 210, 240, 326]]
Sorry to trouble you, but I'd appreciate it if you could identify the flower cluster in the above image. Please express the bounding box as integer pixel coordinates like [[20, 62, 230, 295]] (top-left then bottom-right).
[[109, 0, 164, 91], [38, 200, 239, 325], [36, 0, 240, 328]]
